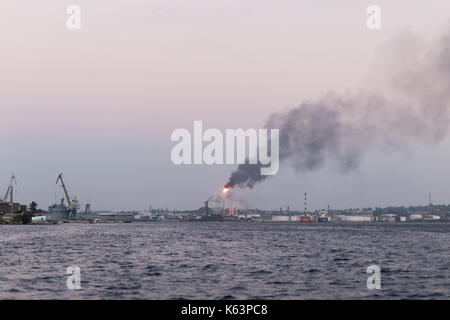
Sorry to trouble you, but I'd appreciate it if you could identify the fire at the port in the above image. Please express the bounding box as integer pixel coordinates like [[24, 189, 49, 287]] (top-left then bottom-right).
[[222, 186, 231, 194]]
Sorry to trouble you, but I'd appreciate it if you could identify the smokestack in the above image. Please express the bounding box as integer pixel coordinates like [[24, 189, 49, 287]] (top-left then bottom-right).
[[204, 200, 209, 216], [304, 192, 307, 215]]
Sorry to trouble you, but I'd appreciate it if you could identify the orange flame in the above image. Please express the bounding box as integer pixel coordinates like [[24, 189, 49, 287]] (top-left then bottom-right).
[[222, 187, 231, 194]]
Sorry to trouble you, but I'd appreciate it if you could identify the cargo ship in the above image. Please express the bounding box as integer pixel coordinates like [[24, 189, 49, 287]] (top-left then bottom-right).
[[46, 174, 133, 223], [47, 199, 133, 223]]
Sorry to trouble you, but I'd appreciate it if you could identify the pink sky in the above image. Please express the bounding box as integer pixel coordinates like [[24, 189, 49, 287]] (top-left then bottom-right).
[[1, 1, 450, 210]]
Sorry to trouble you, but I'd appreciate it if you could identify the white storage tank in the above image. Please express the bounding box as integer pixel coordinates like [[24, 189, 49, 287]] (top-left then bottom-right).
[[409, 214, 423, 221]]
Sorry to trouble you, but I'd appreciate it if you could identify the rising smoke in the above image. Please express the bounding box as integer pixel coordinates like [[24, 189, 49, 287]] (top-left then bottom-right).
[[225, 27, 450, 189]]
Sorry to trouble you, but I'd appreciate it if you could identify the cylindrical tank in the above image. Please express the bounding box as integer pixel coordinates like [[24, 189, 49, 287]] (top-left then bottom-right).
[[409, 214, 423, 220]]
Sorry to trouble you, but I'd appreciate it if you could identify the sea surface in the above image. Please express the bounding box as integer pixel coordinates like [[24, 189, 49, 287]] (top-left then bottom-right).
[[0, 222, 449, 299]]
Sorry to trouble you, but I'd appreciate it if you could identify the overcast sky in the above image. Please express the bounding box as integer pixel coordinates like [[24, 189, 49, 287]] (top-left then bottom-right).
[[1, 1, 450, 211]]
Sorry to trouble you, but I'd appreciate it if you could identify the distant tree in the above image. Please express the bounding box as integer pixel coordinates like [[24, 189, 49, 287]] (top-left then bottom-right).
[[20, 201, 37, 224], [21, 214, 32, 224], [29, 201, 38, 215], [12, 214, 22, 223], [373, 208, 383, 216]]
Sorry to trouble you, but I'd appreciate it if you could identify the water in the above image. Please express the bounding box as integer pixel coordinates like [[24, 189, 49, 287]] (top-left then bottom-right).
[[0, 222, 449, 299]]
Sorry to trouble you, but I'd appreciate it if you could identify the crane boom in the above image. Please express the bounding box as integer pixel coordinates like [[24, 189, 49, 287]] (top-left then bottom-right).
[[2, 174, 16, 203], [3, 185, 11, 202], [56, 173, 72, 206]]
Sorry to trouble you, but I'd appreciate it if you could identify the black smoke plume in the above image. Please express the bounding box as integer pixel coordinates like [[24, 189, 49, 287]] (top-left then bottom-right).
[[225, 26, 450, 189]]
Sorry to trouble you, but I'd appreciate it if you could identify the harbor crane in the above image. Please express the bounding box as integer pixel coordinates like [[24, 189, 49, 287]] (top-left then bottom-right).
[[56, 173, 79, 208], [2, 174, 16, 203]]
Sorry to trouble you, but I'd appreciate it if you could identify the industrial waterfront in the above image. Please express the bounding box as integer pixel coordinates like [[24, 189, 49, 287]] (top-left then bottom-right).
[[1, 173, 449, 225]]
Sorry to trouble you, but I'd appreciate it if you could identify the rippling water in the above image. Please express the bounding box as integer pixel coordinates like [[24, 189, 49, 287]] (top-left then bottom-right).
[[0, 222, 448, 299]]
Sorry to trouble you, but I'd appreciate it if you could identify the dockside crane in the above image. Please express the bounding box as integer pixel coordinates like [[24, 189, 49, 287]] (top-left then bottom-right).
[[55, 173, 80, 220], [2, 174, 17, 203], [56, 173, 73, 206]]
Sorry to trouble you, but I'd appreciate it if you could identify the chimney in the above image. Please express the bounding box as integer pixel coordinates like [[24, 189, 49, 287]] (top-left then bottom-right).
[[304, 192, 307, 214]]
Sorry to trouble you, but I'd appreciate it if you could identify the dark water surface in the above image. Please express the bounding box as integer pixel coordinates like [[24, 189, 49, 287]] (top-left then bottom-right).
[[0, 222, 449, 299]]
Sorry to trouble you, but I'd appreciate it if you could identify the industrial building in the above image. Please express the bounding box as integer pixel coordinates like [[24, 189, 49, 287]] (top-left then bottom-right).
[[0, 201, 27, 214]]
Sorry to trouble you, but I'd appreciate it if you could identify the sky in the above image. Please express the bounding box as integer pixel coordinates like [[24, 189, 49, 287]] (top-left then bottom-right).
[[1, 0, 450, 211]]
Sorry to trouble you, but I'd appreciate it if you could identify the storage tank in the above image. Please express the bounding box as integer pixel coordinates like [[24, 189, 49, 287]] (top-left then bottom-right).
[[409, 214, 423, 220]]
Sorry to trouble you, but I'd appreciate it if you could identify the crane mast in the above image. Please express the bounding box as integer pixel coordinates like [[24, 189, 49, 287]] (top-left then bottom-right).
[[56, 174, 72, 206]]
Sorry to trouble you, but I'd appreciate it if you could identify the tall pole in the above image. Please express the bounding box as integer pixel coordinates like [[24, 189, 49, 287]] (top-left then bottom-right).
[[10, 184, 13, 214], [222, 193, 225, 216], [304, 192, 307, 215]]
